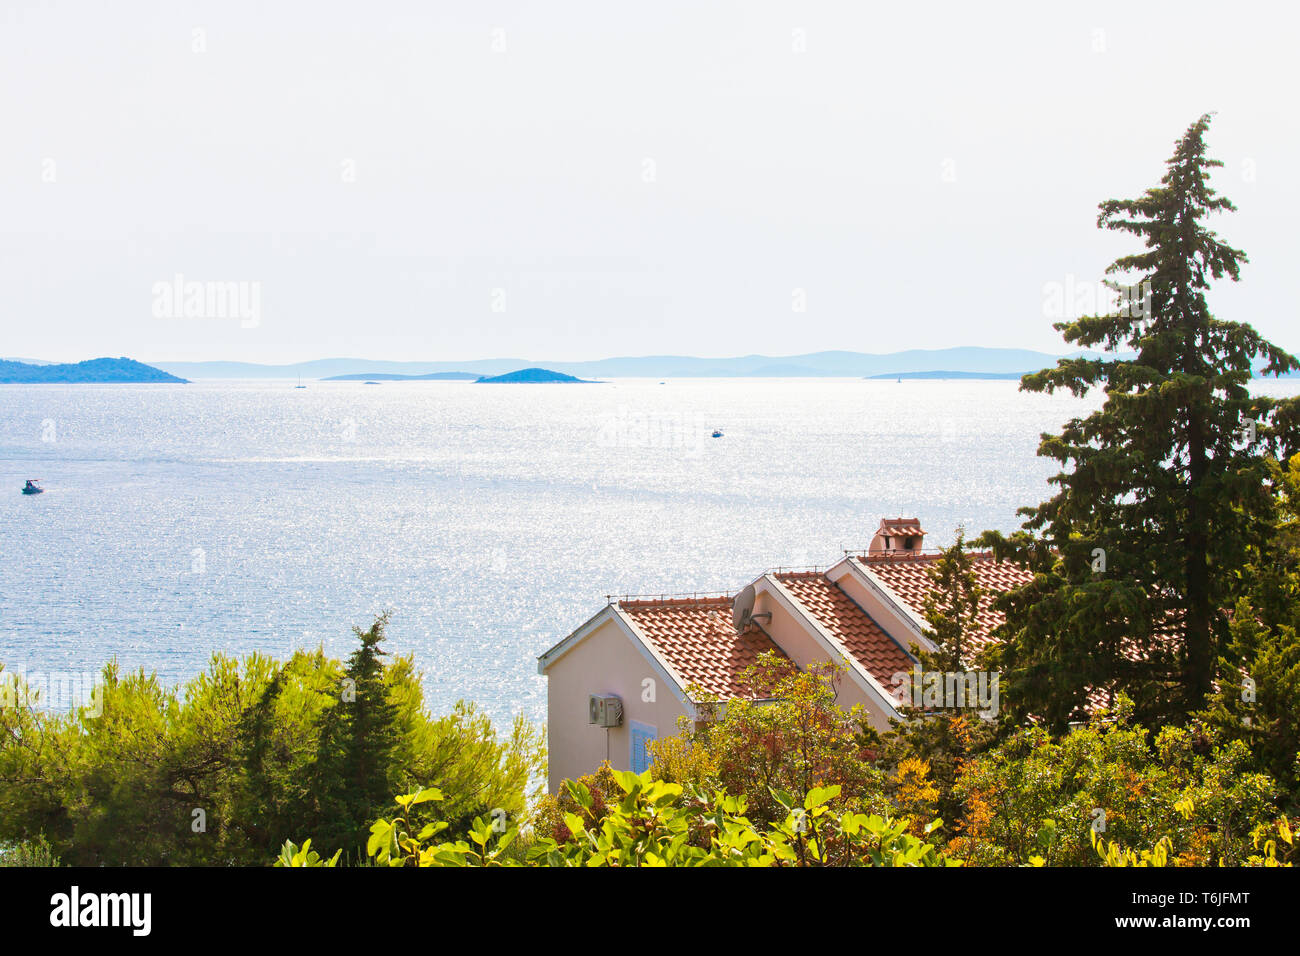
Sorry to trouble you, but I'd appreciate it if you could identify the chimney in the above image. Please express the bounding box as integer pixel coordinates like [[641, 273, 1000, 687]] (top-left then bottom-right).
[[868, 517, 925, 555]]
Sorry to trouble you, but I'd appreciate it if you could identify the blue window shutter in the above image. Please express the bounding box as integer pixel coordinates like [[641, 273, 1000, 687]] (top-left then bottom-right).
[[630, 724, 656, 774]]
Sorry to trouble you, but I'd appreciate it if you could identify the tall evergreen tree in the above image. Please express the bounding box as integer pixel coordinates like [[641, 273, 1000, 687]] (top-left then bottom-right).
[[310, 613, 401, 853], [340, 614, 400, 810], [919, 530, 984, 678], [983, 114, 1300, 730]]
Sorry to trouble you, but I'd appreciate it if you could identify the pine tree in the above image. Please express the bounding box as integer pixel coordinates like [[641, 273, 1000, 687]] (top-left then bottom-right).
[[983, 114, 1300, 730], [340, 613, 399, 812], [310, 613, 401, 853], [918, 529, 983, 679]]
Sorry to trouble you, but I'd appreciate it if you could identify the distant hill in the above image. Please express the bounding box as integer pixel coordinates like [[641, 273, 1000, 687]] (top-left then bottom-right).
[[475, 367, 597, 384], [322, 371, 478, 381], [0, 357, 187, 384]]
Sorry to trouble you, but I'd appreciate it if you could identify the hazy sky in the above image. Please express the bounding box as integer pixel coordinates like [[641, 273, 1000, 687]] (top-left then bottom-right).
[[2, 1, 1297, 364]]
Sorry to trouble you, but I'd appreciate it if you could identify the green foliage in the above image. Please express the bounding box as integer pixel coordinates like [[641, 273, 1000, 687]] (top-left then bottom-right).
[[871, 532, 999, 826], [918, 528, 985, 674], [531, 762, 621, 842], [308, 613, 404, 852], [0, 617, 544, 866], [949, 697, 1279, 866], [275, 838, 341, 868], [1089, 830, 1176, 867], [1199, 453, 1300, 800], [286, 785, 526, 867], [1245, 816, 1298, 867], [0, 834, 62, 867], [982, 114, 1300, 730], [285, 771, 956, 867], [1090, 809, 1295, 867], [400, 698, 545, 834], [647, 652, 888, 826]]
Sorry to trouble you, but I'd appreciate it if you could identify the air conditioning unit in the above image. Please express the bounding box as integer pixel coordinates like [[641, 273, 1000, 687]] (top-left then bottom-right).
[[588, 694, 623, 728]]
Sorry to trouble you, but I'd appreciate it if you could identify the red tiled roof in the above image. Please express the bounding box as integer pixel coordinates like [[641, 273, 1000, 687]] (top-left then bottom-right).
[[857, 551, 1034, 652], [859, 551, 1129, 717], [618, 597, 786, 700], [773, 571, 915, 688], [582, 541, 1165, 719]]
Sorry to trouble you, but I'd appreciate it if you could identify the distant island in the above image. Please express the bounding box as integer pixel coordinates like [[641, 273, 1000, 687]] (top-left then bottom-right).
[[867, 370, 1028, 380], [0, 357, 187, 384], [322, 371, 478, 382], [475, 368, 598, 384]]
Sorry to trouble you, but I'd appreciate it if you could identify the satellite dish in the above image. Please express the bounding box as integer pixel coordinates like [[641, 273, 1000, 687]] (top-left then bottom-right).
[[732, 584, 756, 633]]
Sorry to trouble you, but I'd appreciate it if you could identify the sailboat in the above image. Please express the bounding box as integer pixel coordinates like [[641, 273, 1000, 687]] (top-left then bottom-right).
[[295, 373, 306, 389]]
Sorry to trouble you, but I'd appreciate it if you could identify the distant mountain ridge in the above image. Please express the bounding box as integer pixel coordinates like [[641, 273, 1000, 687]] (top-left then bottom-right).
[[322, 371, 479, 381], [149, 347, 1136, 380], [0, 357, 187, 384], [23, 347, 1295, 380]]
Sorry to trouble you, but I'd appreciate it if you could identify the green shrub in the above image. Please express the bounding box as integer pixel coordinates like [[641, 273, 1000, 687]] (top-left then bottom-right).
[[0, 834, 62, 867], [282, 771, 958, 867], [950, 697, 1280, 866], [0, 617, 544, 866]]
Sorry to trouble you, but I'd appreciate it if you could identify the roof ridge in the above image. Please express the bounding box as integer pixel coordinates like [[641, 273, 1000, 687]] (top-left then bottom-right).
[[618, 595, 733, 608], [857, 549, 1003, 564]]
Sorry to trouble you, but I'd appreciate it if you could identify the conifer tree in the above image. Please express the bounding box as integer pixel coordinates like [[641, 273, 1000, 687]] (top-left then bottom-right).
[[918, 529, 984, 679], [310, 613, 401, 853], [340, 613, 400, 809], [983, 114, 1300, 730]]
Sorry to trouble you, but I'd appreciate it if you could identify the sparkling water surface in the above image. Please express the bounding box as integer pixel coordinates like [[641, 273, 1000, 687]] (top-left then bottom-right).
[[4, 377, 1296, 728]]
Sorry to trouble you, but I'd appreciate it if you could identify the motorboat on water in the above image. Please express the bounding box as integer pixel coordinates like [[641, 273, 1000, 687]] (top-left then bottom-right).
[[22, 479, 44, 495], [711, 429, 724, 438]]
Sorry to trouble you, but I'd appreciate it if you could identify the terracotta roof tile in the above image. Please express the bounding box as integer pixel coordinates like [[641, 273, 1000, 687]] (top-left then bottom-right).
[[859, 552, 1131, 717], [618, 597, 786, 700], [592, 544, 1157, 719], [857, 551, 1034, 652], [773, 571, 915, 689]]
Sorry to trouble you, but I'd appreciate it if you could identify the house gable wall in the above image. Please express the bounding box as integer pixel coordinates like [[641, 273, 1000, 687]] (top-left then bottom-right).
[[543, 615, 690, 793], [752, 584, 894, 731]]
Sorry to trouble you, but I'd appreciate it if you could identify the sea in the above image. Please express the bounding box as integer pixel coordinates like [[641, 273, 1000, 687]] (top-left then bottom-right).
[[4, 377, 1296, 729]]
